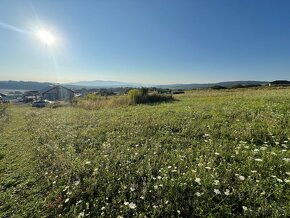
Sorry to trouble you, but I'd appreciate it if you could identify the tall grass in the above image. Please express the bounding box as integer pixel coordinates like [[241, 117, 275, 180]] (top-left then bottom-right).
[[75, 95, 130, 110], [128, 88, 173, 104], [0, 104, 8, 132], [75, 90, 173, 110]]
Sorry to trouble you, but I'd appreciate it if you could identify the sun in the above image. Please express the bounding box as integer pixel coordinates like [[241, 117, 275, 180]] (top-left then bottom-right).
[[37, 29, 55, 45]]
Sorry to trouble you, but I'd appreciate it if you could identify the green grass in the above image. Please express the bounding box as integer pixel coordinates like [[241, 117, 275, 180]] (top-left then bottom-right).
[[0, 106, 45, 217], [0, 104, 8, 132], [1, 88, 290, 217]]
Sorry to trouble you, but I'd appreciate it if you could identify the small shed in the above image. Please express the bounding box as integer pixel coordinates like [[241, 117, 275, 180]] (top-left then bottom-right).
[[0, 93, 6, 98], [0, 93, 10, 103], [0, 93, 7, 101], [41, 85, 74, 101]]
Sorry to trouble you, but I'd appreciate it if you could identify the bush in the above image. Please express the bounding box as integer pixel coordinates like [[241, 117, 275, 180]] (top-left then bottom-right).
[[128, 88, 173, 104]]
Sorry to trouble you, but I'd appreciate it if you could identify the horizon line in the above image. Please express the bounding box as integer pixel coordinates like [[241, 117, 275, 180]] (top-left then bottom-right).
[[0, 79, 276, 86]]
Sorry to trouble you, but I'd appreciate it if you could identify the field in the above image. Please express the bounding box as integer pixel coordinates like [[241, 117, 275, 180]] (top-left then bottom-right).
[[0, 88, 290, 217]]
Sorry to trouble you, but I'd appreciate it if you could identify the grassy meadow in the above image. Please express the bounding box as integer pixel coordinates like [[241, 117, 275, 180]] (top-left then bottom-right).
[[1, 88, 290, 217]]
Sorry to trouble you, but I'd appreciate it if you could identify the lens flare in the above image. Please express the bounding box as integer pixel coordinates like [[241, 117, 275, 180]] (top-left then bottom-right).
[[37, 30, 55, 45]]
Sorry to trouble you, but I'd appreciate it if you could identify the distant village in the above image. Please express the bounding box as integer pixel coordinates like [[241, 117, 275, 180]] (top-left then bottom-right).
[[0, 80, 290, 105], [0, 84, 185, 104]]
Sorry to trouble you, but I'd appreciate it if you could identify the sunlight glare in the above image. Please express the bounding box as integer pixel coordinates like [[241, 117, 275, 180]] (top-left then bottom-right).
[[37, 29, 55, 45]]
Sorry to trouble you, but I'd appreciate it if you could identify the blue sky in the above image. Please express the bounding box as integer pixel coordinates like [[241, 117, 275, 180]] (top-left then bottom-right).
[[0, 0, 290, 84]]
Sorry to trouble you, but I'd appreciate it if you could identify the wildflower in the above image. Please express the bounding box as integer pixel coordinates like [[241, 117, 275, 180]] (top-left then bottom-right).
[[195, 178, 201, 185], [129, 202, 136, 209], [124, 202, 129, 206], [251, 170, 257, 173], [78, 211, 85, 218], [177, 210, 181, 214], [76, 200, 82, 205], [63, 186, 69, 192], [157, 176, 162, 180], [65, 198, 70, 203], [261, 191, 265, 195], [277, 178, 283, 183], [130, 187, 135, 192], [254, 158, 263, 162], [140, 196, 145, 200], [214, 189, 221, 195], [224, 189, 230, 196], [85, 161, 91, 165], [154, 185, 158, 190], [74, 180, 80, 186], [195, 192, 202, 197], [282, 158, 290, 162], [214, 152, 220, 156], [286, 172, 290, 176], [168, 166, 172, 169], [242, 206, 248, 211], [205, 166, 211, 170], [101, 207, 105, 210], [239, 175, 245, 181], [213, 180, 220, 185]]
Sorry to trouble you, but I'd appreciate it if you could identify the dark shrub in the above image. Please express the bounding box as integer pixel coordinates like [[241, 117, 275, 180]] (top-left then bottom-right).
[[128, 89, 173, 104]]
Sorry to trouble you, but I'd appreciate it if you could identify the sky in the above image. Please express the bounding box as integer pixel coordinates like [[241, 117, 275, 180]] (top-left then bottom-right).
[[0, 0, 290, 84]]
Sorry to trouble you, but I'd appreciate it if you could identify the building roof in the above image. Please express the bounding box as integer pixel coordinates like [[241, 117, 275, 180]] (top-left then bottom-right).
[[41, 85, 74, 94]]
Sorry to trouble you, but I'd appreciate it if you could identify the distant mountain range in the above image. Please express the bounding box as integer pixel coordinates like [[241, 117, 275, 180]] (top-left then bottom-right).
[[0, 80, 274, 92], [156, 81, 269, 89], [68, 80, 144, 88], [0, 81, 54, 91]]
